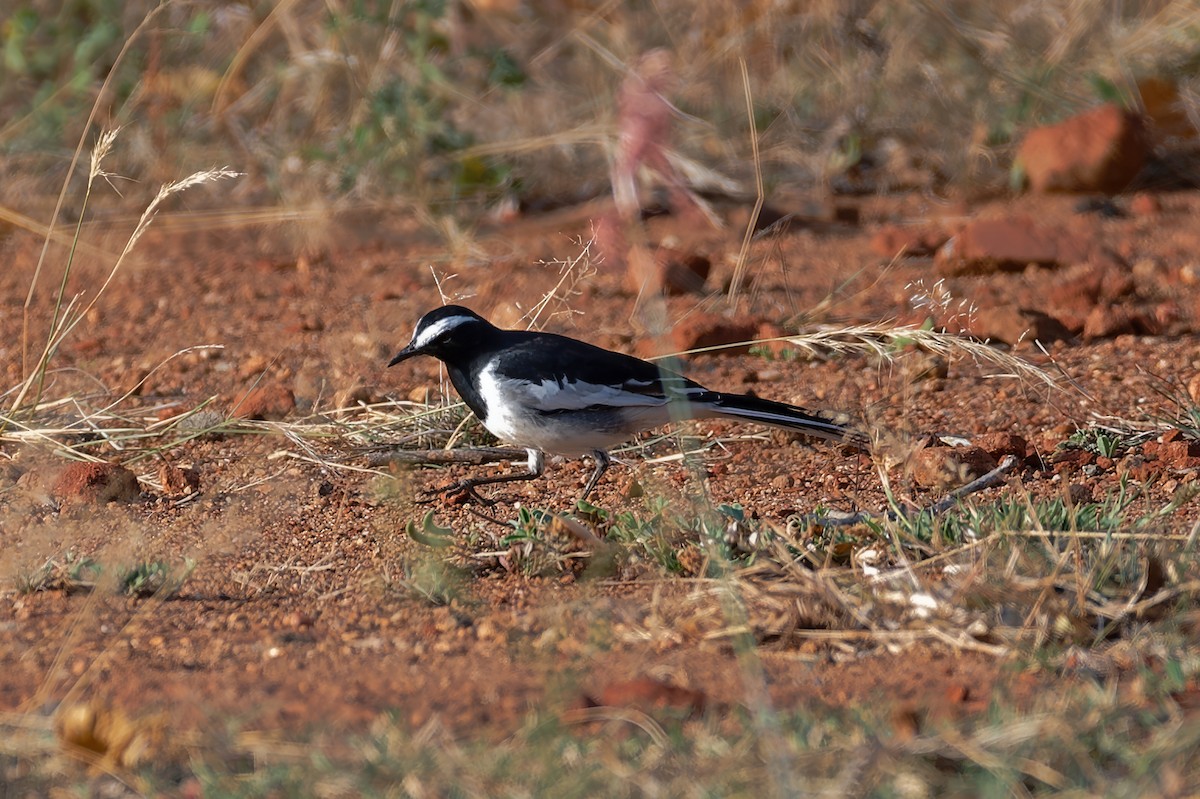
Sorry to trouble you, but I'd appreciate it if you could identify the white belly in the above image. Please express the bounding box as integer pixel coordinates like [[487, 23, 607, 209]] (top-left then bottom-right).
[[477, 364, 674, 456]]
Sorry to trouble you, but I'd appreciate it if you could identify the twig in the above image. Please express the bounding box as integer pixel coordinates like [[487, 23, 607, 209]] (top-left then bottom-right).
[[928, 455, 1019, 515], [366, 446, 527, 468]]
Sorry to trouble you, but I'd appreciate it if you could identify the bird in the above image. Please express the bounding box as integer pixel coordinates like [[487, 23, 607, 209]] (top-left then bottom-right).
[[388, 305, 867, 503]]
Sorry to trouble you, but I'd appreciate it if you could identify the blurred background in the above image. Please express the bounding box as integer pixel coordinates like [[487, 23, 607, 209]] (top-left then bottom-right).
[[3, 1, 1198, 229]]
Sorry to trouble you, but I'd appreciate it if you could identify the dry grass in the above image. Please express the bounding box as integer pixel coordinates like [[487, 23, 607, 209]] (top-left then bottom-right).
[[3, 1, 1198, 217], [2, 570, 1198, 797]]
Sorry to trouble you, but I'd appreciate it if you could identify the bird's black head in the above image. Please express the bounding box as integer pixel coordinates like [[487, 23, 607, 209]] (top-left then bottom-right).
[[387, 305, 495, 367]]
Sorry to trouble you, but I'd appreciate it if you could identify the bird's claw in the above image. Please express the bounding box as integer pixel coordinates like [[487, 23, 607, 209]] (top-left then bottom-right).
[[419, 480, 495, 507]]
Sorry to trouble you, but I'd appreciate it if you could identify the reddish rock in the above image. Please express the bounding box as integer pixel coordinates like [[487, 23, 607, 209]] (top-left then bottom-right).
[[335, 381, 382, 409], [870, 225, 950, 259], [1082, 306, 1136, 340], [1130, 193, 1163, 216], [727, 203, 798, 234], [935, 215, 1091, 275], [1120, 454, 1160, 483], [155, 405, 186, 422], [1064, 483, 1093, 505], [671, 314, 759, 355], [974, 432, 1028, 460], [1048, 263, 1135, 310], [826, 203, 860, 225], [1153, 301, 1181, 333], [962, 305, 1073, 346], [639, 246, 711, 295], [232, 383, 296, 420], [1159, 438, 1200, 469], [945, 683, 971, 705], [1051, 448, 1095, 475], [911, 446, 997, 489], [1017, 104, 1148, 194], [53, 462, 141, 504], [283, 314, 325, 335], [1138, 76, 1198, 143], [1161, 428, 1185, 445], [589, 677, 706, 716], [753, 321, 795, 359], [158, 462, 200, 496]]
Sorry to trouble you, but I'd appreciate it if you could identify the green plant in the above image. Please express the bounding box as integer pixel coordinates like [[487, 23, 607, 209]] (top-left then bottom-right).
[[15, 551, 101, 594], [503, 506, 554, 545], [405, 510, 455, 548], [1, 0, 128, 146], [577, 496, 760, 574], [1062, 426, 1140, 459], [312, 0, 516, 198], [118, 558, 195, 598]]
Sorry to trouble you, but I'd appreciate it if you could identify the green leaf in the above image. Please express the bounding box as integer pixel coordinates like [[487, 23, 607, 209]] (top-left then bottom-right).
[[717, 504, 745, 522], [1088, 74, 1122, 104], [487, 50, 526, 88], [405, 511, 454, 548], [575, 499, 608, 520]]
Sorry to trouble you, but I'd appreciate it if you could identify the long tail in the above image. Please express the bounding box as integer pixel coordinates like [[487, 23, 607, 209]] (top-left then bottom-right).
[[699, 391, 869, 450]]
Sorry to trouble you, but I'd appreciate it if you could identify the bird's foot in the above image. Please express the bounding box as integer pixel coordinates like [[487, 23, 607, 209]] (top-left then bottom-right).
[[419, 480, 496, 507]]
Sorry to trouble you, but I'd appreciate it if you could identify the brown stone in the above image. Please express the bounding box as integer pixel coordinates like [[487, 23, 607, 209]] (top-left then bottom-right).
[[870, 224, 949, 259], [1082, 306, 1136, 340], [1138, 76, 1198, 143], [671, 313, 759, 355], [963, 305, 1073, 346], [1187, 375, 1200, 405], [53, 462, 141, 504], [335, 381, 380, 409], [232, 383, 296, 420], [974, 432, 1028, 460], [1164, 428, 1186, 444], [826, 203, 860, 225], [589, 676, 706, 715], [1046, 263, 1135, 317], [911, 446, 997, 489], [1051, 448, 1094, 475], [159, 462, 200, 496], [1130, 192, 1163, 217], [753, 322, 803, 360], [645, 246, 711, 295], [1063, 483, 1092, 505], [1017, 104, 1148, 194], [935, 215, 1091, 275], [1160, 438, 1200, 469]]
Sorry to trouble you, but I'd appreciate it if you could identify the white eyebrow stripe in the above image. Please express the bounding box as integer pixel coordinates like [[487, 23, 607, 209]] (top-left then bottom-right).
[[413, 315, 477, 349]]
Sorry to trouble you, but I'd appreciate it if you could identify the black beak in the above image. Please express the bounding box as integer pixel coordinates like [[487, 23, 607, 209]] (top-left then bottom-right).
[[387, 344, 418, 367]]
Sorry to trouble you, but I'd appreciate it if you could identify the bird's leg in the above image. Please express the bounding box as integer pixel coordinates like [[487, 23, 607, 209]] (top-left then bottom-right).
[[426, 449, 545, 505], [579, 450, 612, 502]]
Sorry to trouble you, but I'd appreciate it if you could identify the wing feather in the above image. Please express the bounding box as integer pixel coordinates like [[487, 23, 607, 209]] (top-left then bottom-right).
[[487, 334, 707, 413]]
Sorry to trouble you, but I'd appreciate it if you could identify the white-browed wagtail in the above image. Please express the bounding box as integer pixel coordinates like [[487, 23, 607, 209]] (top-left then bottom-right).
[[388, 305, 866, 503]]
